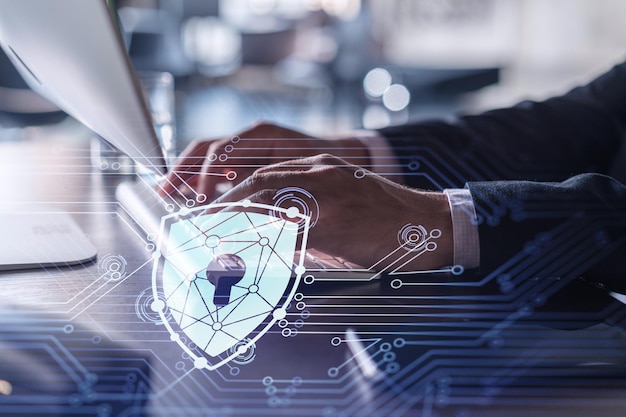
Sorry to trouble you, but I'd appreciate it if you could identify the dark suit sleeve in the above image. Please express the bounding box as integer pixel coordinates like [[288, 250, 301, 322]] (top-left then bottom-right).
[[377, 61, 626, 317], [468, 173, 626, 291], [379, 60, 626, 188], [462, 173, 626, 326]]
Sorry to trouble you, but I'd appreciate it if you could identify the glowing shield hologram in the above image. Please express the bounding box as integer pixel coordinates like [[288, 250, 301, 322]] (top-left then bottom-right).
[[151, 201, 310, 370]]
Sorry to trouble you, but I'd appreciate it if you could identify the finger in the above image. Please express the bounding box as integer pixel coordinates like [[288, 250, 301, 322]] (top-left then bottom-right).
[[159, 140, 212, 195], [213, 189, 278, 216], [198, 158, 243, 199], [170, 136, 246, 198], [203, 156, 322, 201], [213, 170, 319, 205], [196, 139, 265, 198], [195, 131, 313, 197], [213, 154, 358, 203], [253, 153, 350, 175]]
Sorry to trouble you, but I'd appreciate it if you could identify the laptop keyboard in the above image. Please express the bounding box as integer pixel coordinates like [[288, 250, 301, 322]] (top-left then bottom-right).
[[116, 178, 379, 280]]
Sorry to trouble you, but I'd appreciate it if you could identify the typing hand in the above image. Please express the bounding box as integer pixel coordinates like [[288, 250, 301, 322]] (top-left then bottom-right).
[[213, 154, 453, 272], [159, 122, 370, 200]]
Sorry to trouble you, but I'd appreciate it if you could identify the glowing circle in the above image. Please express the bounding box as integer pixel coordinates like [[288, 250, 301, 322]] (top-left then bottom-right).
[[408, 161, 420, 171], [390, 279, 403, 289], [383, 84, 411, 111], [385, 362, 400, 374], [286, 206, 299, 218], [393, 338, 406, 348], [451, 265, 465, 276], [151, 299, 165, 312], [271, 187, 319, 233], [354, 169, 366, 179], [205, 235, 220, 248], [273, 308, 287, 320], [362, 105, 391, 130], [194, 357, 208, 369], [398, 224, 428, 252], [363, 67, 392, 97], [294, 265, 306, 276]]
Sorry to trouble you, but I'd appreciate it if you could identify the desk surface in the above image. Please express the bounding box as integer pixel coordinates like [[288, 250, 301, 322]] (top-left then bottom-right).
[[1, 122, 626, 417]]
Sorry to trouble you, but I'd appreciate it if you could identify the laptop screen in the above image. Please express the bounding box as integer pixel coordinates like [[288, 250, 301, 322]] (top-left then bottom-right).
[[0, 0, 167, 175]]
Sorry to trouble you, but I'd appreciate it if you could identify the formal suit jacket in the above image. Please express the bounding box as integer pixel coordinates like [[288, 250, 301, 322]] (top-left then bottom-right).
[[380, 60, 626, 322]]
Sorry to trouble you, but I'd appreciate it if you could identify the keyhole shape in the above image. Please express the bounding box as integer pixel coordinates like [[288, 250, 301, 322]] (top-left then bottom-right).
[[206, 254, 246, 307]]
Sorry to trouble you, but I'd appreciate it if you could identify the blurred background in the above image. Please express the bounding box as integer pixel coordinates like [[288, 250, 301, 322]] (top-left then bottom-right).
[[1, 0, 626, 147]]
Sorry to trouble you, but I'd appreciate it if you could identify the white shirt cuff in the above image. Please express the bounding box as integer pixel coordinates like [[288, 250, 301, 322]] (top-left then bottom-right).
[[443, 188, 480, 269]]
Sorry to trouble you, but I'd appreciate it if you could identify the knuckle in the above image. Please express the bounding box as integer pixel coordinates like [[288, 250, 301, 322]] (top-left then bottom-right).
[[207, 141, 229, 159], [245, 170, 266, 188], [253, 120, 271, 129], [315, 153, 337, 164], [244, 120, 271, 136], [255, 188, 276, 202]]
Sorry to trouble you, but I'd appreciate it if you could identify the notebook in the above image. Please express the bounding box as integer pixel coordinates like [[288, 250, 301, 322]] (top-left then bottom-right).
[[0, 0, 379, 280]]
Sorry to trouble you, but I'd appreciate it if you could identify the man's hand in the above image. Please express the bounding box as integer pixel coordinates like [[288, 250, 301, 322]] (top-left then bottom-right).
[[159, 122, 370, 200], [213, 154, 454, 272]]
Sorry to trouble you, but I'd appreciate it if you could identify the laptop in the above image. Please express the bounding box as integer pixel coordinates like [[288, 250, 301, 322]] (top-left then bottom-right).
[[0, 0, 379, 280]]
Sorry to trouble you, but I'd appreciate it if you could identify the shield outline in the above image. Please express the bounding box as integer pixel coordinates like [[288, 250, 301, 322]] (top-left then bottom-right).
[[151, 201, 310, 371]]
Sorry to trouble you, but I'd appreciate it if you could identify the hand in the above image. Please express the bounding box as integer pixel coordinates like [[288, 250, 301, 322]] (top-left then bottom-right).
[[213, 154, 454, 272], [159, 121, 370, 200]]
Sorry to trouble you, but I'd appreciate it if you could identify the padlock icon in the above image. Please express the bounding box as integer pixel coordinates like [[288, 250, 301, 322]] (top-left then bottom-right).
[[151, 201, 310, 370]]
